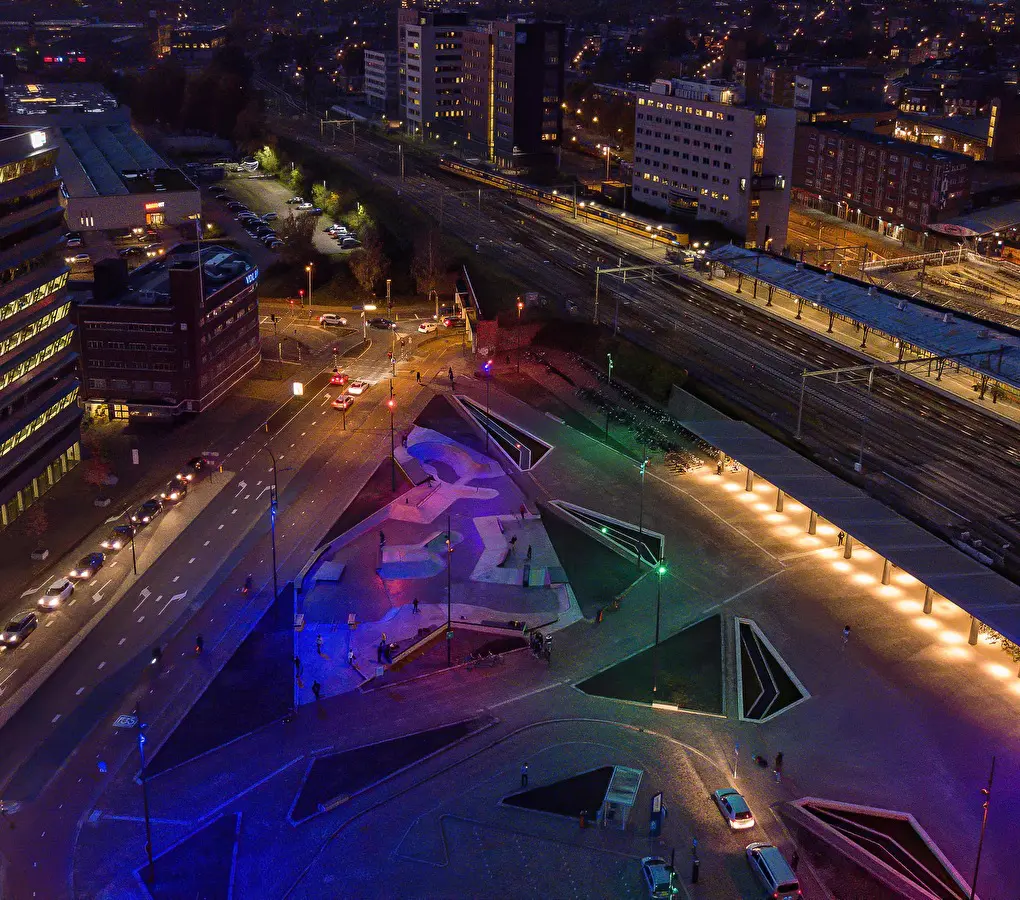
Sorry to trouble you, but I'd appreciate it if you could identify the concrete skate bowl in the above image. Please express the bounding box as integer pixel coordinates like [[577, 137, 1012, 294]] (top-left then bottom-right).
[[409, 440, 485, 482], [779, 799, 973, 900]]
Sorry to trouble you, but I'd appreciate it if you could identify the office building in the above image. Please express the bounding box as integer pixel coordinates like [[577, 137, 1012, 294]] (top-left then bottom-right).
[[76, 244, 260, 419], [987, 93, 1020, 163], [402, 11, 468, 139], [632, 79, 797, 250], [157, 24, 228, 65], [461, 20, 564, 172], [793, 124, 972, 232], [364, 50, 400, 118], [0, 126, 82, 529]]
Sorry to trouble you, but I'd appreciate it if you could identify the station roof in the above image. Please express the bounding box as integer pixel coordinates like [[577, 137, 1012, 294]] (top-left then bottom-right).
[[929, 198, 1020, 237], [682, 416, 1020, 645], [708, 245, 1020, 392]]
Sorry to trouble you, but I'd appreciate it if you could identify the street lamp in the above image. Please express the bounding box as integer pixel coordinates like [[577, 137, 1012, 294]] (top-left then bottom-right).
[[970, 757, 996, 900], [482, 359, 493, 453], [266, 448, 279, 603], [135, 709, 155, 885], [516, 299, 524, 374], [607, 353, 614, 385], [652, 562, 667, 695], [603, 144, 611, 181], [388, 390, 396, 491], [305, 263, 313, 312], [446, 513, 453, 666], [637, 456, 649, 570]]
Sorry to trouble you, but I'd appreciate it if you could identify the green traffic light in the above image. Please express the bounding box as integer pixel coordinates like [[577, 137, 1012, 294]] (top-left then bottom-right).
[[657, 564, 667, 576], [601, 526, 608, 534]]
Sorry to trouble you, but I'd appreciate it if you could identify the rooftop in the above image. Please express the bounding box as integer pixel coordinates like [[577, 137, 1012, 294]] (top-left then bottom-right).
[[0, 125, 56, 169], [82, 244, 256, 307], [896, 112, 990, 140], [707, 245, 1020, 393], [55, 123, 195, 198], [804, 122, 974, 164], [3, 82, 119, 118]]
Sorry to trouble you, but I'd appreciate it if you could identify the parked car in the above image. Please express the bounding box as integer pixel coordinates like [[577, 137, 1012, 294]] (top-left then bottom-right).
[[640, 856, 677, 898], [69, 552, 105, 580], [40, 577, 75, 608], [261, 212, 278, 222], [369, 318, 397, 330], [331, 395, 354, 411], [118, 246, 146, 258], [160, 478, 188, 502], [711, 788, 755, 830], [340, 238, 361, 250], [302, 206, 323, 215], [443, 316, 464, 328], [286, 197, 304, 205], [745, 843, 800, 900], [267, 240, 284, 250], [319, 313, 348, 326], [418, 321, 438, 334], [179, 457, 205, 481], [1, 612, 38, 647], [65, 232, 83, 247], [296, 201, 314, 210], [347, 380, 369, 395]]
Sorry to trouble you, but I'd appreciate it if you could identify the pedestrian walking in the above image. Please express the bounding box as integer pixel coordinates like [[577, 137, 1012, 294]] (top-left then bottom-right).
[[842, 624, 851, 647], [412, 596, 420, 614], [526, 544, 532, 561], [774, 751, 784, 782], [837, 530, 846, 547], [519, 503, 526, 521], [791, 850, 799, 871], [348, 648, 356, 667], [293, 655, 302, 677], [520, 763, 529, 788], [377, 639, 385, 663], [508, 535, 517, 556], [311, 681, 321, 701], [316, 634, 323, 655], [448, 366, 454, 386], [416, 371, 421, 384]]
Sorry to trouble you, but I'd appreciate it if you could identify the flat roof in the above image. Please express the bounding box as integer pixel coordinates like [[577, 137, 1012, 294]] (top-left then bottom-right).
[[682, 417, 1020, 644], [707, 245, 1020, 393], [931, 199, 1020, 238], [3, 82, 119, 117], [56, 123, 194, 198], [896, 112, 990, 140], [805, 122, 973, 164], [82, 244, 256, 307]]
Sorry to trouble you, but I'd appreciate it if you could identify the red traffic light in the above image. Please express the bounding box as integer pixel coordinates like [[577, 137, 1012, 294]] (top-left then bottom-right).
[[387, 398, 395, 409]]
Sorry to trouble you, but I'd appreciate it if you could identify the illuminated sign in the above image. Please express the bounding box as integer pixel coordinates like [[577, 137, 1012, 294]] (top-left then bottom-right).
[[244, 268, 259, 285], [144, 201, 165, 211], [29, 131, 47, 149]]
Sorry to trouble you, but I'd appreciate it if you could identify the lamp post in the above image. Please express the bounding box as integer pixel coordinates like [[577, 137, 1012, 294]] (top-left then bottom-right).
[[128, 523, 138, 576], [266, 448, 279, 602], [483, 359, 493, 453], [305, 263, 313, 313], [516, 299, 524, 374], [637, 455, 649, 570], [603, 144, 611, 181], [388, 388, 396, 491], [135, 708, 155, 885], [970, 757, 996, 900], [652, 562, 666, 695], [607, 353, 614, 385], [446, 513, 453, 666]]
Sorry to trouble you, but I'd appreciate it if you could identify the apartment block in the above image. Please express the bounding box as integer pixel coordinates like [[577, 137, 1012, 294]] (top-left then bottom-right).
[[632, 79, 796, 250], [364, 50, 400, 118], [402, 11, 469, 139], [0, 126, 82, 529], [794, 124, 972, 231]]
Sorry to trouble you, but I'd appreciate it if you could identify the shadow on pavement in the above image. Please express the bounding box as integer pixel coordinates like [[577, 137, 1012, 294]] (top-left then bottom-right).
[[503, 766, 614, 819], [140, 811, 239, 900]]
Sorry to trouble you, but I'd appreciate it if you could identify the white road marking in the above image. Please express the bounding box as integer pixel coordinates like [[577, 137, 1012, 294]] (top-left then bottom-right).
[[97, 662, 106, 671], [189, 557, 196, 564], [76, 687, 85, 696], [234, 480, 248, 498], [20, 581, 47, 598], [204, 541, 211, 547], [172, 576, 180, 583], [158, 597, 174, 615], [256, 480, 262, 487], [140, 587, 151, 600], [0, 670, 16, 689], [51, 715, 61, 724], [218, 524, 225, 529], [45, 618, 55, 628], [137, 616, 144, 623], [255, 485, 271, 502], [118, 638, 126, 646]]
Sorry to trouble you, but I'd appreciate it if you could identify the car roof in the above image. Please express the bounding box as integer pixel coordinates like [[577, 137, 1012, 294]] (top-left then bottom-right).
[[8, 612, 35, 626]]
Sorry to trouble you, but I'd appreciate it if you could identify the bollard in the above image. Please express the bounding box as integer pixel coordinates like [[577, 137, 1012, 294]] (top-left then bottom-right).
[[776, 489, 784, 513], [808, 510, 818, 535], [843, 534, 854, 559], [969, 616, 979, 646], [923, 587, 933, 614], [691, 858, 700, 884], [882, 558, 891, 585], [580, 810, 587, 829], [745, 468, 754, 492]]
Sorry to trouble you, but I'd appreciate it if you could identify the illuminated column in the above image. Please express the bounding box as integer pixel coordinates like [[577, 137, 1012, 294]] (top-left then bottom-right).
[[923, 586, 933, 614], [775, 489, 784, 513], [881, 559, 891, 585], [843, 534, 854, 559], [968, 616, 980, 646], [808, 510, 818, 535], [744, 468, 754, 492]]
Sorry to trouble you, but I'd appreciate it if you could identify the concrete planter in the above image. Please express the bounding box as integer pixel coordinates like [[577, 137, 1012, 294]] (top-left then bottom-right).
[[94, 497, 112, 508], [30, 548, 49, 561]]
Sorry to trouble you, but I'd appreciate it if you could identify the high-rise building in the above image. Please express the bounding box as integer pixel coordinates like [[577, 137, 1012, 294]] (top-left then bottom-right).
[[460, 20, 564, 172], [631, 79, 796, 250], [364, 50, 400, 118], [987, 93, 1020, 163], [402, 11, 469, 140], [0, 126, 82, 529]]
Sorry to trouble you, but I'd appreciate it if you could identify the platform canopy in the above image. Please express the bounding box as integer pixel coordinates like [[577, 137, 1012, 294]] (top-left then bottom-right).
[[929, 199, 1020, 238], [683, 417, 1020, 645]]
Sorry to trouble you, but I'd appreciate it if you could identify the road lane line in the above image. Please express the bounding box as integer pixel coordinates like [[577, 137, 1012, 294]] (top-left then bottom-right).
[[137, 616, 144, 623], [97, 662, 106, 670], [0, 670, 16, 689], [244, 495, 250, 500], [218, 524, 225, 529], [45, 618, 55, 627], [204, 541, 211, 546], [118, 638, 126, 646], [172, 576, 180, 583], [75, 687, 84, 696], [51, 715, 61, 724], [189, 557, 196, 564]]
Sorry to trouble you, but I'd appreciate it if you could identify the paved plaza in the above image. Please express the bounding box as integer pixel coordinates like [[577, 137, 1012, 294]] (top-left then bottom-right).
[[64, 351, 1020, 899]]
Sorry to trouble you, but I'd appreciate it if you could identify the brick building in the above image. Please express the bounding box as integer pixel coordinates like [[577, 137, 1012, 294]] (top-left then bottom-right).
[[793, 124, 972, 232], [76, 244, 260, 419]]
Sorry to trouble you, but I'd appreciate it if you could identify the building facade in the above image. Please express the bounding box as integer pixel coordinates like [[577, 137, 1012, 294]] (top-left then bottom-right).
[[461, 20, 564, 171], [987, 93, 1020, 163], [632, 79, 796, 250], [793, 124, 973, 231], [0, 126, 82, 529], [77, 245, 260, 419], [402, 12, 468, 139], [364, 50, 400, 118]]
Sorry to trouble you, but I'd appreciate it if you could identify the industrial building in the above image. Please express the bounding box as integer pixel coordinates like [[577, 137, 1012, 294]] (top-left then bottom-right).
[[0, 126, 82, 529], [76, 244, 260, 419]]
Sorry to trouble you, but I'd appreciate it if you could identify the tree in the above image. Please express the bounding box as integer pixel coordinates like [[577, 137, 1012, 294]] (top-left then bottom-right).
[[275, 212, 316, 267], [254, 144, 282, 175], [282, 165, 305, 195], [21, 503, 48, 551], [348, 226, 389, 294], [82, 433, 112, 488], [411, 229, 447, 297]]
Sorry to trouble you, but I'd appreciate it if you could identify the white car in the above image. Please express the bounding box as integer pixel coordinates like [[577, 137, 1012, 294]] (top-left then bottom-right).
[[347, 380, 369, 395], [39, 577, 74, 609], [296, 202, 314, 210], [65, 253, 90, 265], [640, 856, 676, 898], [319, 313, 348, 326], [711, 787, 755, 829], [417, 321, 438, 334], [331, 395, 353, 411]]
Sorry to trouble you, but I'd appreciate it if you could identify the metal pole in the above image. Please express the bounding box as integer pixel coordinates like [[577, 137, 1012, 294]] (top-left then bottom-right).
[[637, 456, 647, 570], [135, 710, 155, 884], [267, 448, 279, 602], [485, 373, 491, 453], [652, 567, 662, 694], [593, 269, 600, 324], [130, 527, 137, 576], [970, 756, 995, 900], [572, 183, 577, 220], [390, 382, 396, 491], [795, 374, 806, 439], [446, 512, 452, 667]]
